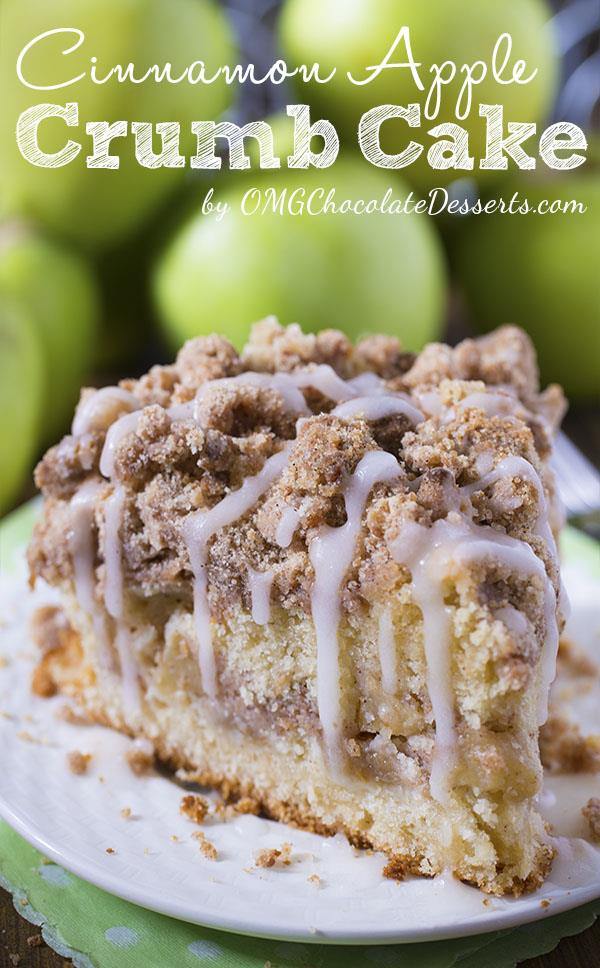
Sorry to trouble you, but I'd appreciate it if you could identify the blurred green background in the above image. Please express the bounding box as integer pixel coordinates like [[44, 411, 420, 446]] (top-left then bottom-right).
[[0, 0, 598, 516]]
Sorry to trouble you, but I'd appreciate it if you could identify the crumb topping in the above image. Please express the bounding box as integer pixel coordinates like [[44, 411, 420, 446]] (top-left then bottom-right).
[[28, 320, 565, 636]]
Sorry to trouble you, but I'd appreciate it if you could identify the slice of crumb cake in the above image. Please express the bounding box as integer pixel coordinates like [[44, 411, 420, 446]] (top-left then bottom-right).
[[28, 318, 568, 895]]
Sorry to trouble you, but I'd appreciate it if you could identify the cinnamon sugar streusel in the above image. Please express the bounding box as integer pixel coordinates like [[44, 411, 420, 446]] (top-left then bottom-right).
[[28, 320, 565, 626]]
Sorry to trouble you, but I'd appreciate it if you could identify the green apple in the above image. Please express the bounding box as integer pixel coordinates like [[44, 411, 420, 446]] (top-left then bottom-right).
[[154, 161, 447, 351], [0, 300, 43, 514], [453, 159, 600, 400], [0, 223, 100, 441], [0, 0, 235, 249], [279, 0, 558, 191]]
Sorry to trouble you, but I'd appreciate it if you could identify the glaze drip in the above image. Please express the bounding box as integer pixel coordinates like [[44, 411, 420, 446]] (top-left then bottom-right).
[[103, 485, 140, 715], [72, 386, 139, 436], [309, 450, 402, 771], [247, 567, 274, 626], [183, 444, 293, 699], [69, 480, 112, 671], [390, 512, 559, 801]]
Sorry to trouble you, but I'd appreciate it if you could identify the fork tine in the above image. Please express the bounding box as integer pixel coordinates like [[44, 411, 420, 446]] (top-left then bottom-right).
[[551, 432, 600, 519]]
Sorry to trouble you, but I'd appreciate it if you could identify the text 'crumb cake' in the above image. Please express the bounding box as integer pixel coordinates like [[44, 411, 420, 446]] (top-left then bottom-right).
[[28, 318, 570, 895]]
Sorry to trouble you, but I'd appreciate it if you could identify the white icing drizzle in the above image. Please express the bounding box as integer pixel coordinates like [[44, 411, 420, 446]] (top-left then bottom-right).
[[100, 410, 143, 478], [100, 401, 198, 479], [183, 444, 293, 699], [390, 513, 559, 801], [345, 371, 386, 395], [414, 389, 444, 418], [275, 505, 301, 548], [103, 485, 140, 715], [290, 364, 369, 402], [69, 480, 112, 670], [192, 366, 394, 420], [104, 487, 126, 619], [494, 604, 530, 636], [474, 456, 559, 559], [458, 390, 520, 418], [377, 607, 398, 696], [333, 394, 424, 425], [167, 401, 194, 421], [72, 386, 139, 436], [463, 453, 568, 646], [247, 567, 274, 626], [309, 450, 402, 771], [390, 519, 457, 802], [193, 372, 310, 418]]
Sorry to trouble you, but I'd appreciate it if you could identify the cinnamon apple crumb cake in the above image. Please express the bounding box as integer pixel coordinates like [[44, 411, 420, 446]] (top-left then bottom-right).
[[28, 318, 569, 895]]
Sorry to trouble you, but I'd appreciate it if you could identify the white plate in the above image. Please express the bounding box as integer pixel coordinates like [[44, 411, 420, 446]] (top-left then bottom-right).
[[0, 548, 599, 945]]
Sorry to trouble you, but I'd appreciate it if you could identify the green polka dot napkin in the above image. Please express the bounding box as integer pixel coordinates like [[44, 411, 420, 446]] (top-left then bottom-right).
[[1, 503, 598, 968]]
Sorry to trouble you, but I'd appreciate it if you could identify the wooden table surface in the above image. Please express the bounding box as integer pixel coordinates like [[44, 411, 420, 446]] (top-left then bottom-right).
[[2, 408, 598, 967]]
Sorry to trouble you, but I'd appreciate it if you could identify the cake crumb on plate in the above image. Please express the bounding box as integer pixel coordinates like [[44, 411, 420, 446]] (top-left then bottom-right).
[[192, 830, 218, 860], [180, 793, 209, 824], [67, 750, 91, 775]]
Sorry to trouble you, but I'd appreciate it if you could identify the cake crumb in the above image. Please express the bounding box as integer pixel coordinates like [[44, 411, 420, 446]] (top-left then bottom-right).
[[67, 750, 91, 775], [125, 739, 154, 775], [57, 703, 90, 726], [540, 715, 600, 773], [105, 847, 116, 855], [558, 637, 599, 678], [255, 842, 293, 869], [31, 662, 57, 697], [26, 934, 43, 948], [180, 793, 209, 824], [482, 897, 491, 907], [8, 954, 21, 966], [120, 807, 132, 819], [170, 834, 180, 843], [582, 798, 600, 842], [307, 873, 322, 888], [540, 899, 551, 909], [17, 730, 36, 743], [382, 855, 409, 881], [0, 654, 9, 668], [232, 796, 260, 816], [192, 830, 218, 860], [214, 795, 260, 820]]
